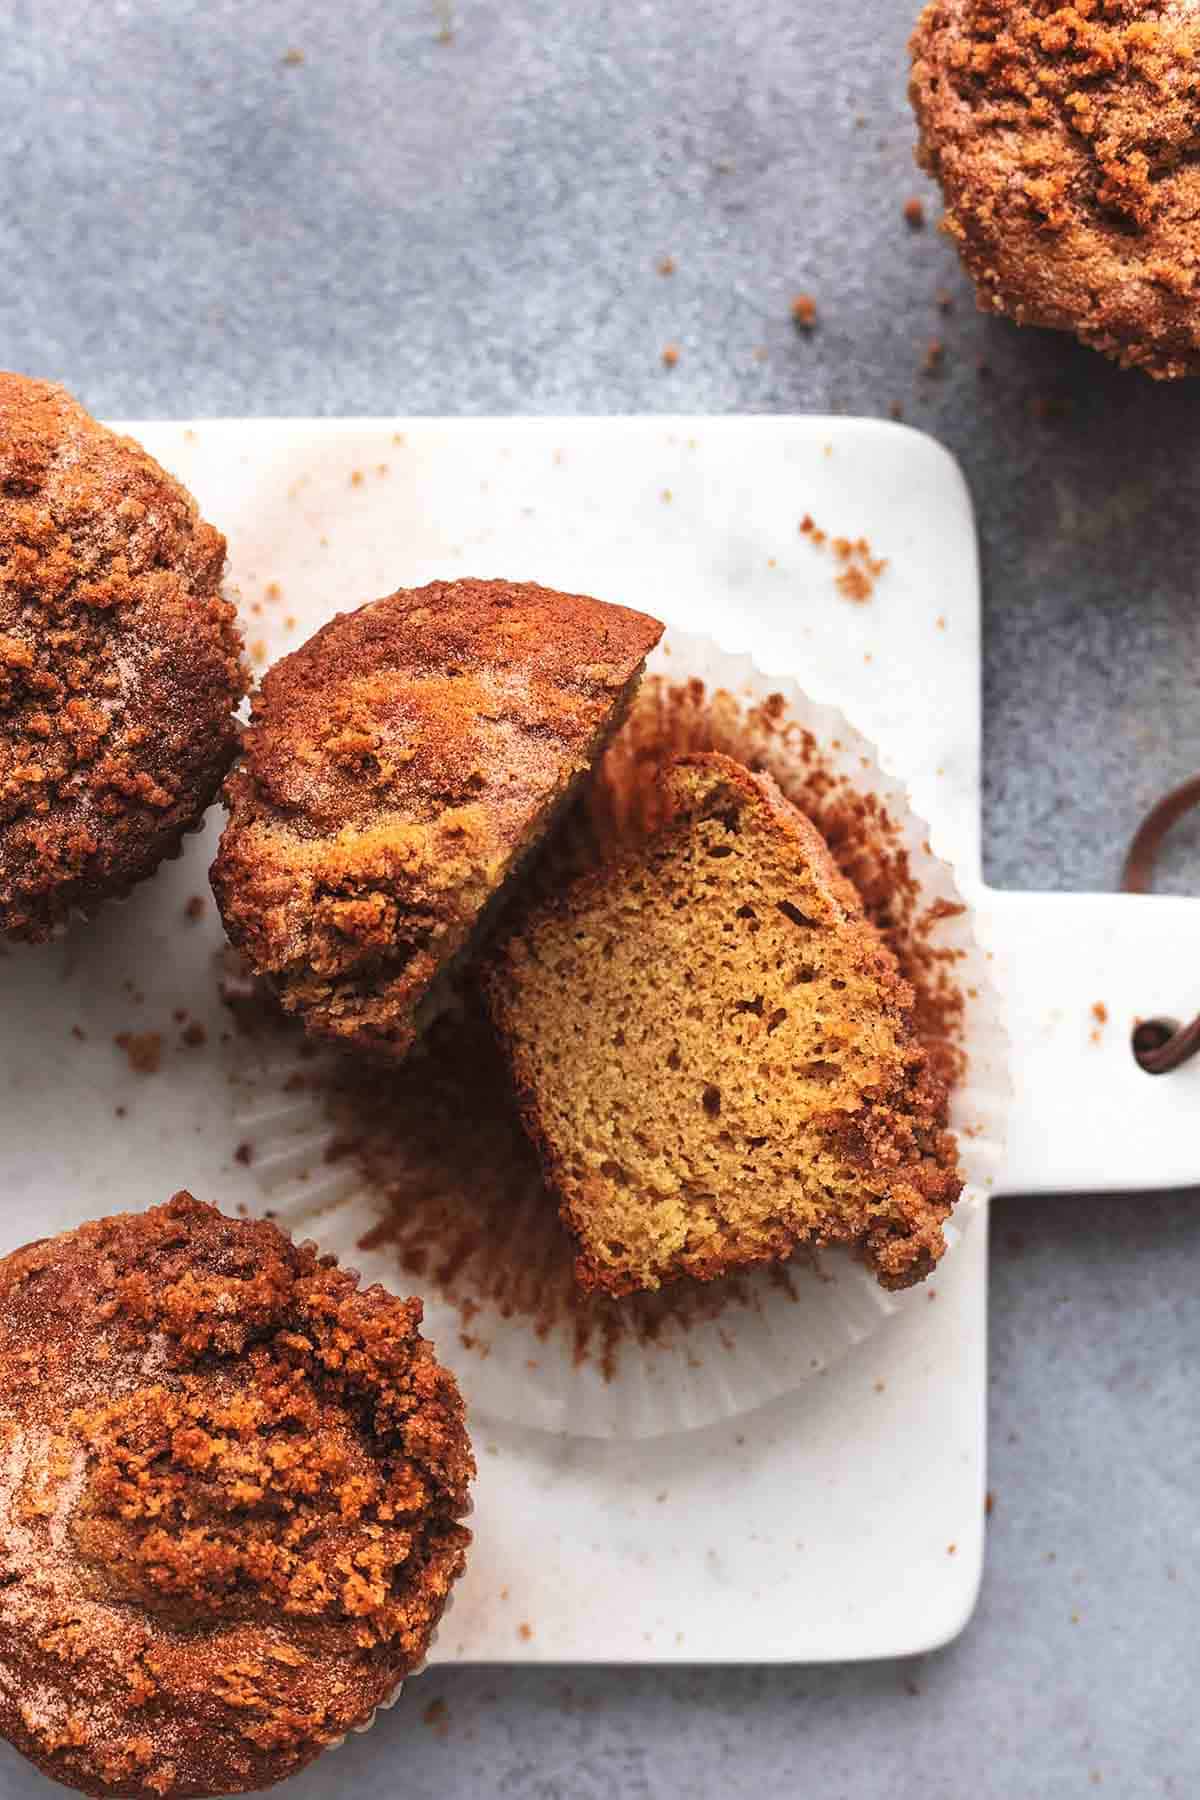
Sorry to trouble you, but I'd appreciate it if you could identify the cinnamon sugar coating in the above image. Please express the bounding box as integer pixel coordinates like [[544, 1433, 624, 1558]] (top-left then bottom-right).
[[0, 376, 246, 939], [211, 578, 663, 1060], [910, 1, 1200, 377], [0, 1195, 472, 1798]]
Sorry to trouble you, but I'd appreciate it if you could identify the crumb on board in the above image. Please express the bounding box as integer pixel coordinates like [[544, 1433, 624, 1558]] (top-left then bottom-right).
[[1092, 1002, 1108, 1025], [947, 1543, 957, 1556], [281, 46, 305, 66], [250, 638, 268, 664], [985, 1490, 996, 1517], [936, 287, 954, 312], [790, 292, 817, 329], [889, 400, 904, 420], [800, 515, 888, 603], [70, 1024, 86, 1041], [657, 254, 676, 276], [661, 342, 680, 368], [184, 895, 205, 921], [517, 1622, 534, 1642], [113, 1031, 162, 1075], [181, 1021, 207, 1048], [234, 1141, 254, 1166], [115, 1104, 127, 1119], [904, 196, 926, 228], [350, 468, 364, 486], [922, 339, 945, 375], [265, 581, 282, 601]]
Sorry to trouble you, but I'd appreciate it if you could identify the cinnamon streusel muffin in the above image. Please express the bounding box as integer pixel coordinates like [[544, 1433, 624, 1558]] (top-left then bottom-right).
[[0, 376, 246, 939], [910, 1, 1200, 377], [211, 577, 663, 1060], [485, 754, 962, 1297], [0, 1194, 473, 1798]]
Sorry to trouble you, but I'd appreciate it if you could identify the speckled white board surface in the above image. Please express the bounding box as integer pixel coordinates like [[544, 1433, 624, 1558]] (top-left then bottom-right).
[[1, 416, 998, 1663], [7, 418, 1196, 1667]]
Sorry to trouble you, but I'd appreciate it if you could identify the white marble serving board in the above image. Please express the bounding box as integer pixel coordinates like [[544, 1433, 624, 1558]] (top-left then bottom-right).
[[9, 415, 1197, 1682], [1, 415, 998, 1666]]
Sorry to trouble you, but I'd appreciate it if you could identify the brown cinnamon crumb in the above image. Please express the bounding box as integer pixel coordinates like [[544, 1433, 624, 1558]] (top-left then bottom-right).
[[234, 1141, 254, 1166], [904, 197, 926, 228], [656, 255, 676, 276], [790, 293, 817, 329], [184, 895, 205, 921], [517, 1622, 533, 1642], [801, 516, 888, 603], [922, 339, 945, 375], [114, 1032, 162, 1075], [181, 1021, 207, 1048], [661, 343, 680, 368], [281, 46, 305, 66], [422, 1698, 450, 1734]]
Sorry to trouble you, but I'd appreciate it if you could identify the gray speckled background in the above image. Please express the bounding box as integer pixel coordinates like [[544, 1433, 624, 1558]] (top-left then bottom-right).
[[3, 2, 1199, 1796]]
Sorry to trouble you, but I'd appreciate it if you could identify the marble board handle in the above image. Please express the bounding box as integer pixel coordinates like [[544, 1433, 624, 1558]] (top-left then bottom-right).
[[976, 887, 1200, 1197]]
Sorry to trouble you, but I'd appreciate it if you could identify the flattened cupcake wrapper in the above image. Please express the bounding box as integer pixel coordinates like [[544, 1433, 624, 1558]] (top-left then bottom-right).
[[230, 630, 1009, 1440]]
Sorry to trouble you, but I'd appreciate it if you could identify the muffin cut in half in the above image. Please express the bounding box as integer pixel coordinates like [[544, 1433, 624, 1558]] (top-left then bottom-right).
[[212, 578, 663, 1060], [485, 753, 962, 1297], [0, 374, 245, 940], [0, 1194, 473, 1799]]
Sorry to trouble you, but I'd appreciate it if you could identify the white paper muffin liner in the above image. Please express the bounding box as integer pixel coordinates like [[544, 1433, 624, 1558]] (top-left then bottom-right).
[[228, 629, 1009, 1440]]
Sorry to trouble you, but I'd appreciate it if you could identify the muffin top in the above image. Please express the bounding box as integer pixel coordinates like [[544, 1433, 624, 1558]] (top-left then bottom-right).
[[0, 375, 245, 940], [0, 1194, 473, 1799], [910, 1, 1200, 377], [211, 577, 663, 1059]]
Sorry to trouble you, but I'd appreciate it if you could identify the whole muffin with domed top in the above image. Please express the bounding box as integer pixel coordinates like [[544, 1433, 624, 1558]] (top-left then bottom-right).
[[910, 0, 1200, 378], [0, 1193, 473, 1798], [0, 375, 246, 939]]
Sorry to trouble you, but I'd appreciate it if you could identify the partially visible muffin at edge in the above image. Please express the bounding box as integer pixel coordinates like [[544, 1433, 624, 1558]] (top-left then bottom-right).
[[0, 1193, 473, 1799], [910, 1, 1200, 377], [211, 577, 664, 1060], [0, 375, 246, 939]]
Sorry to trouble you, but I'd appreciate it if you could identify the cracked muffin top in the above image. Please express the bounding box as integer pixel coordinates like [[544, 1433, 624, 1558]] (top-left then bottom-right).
[[0, 1194, 473, 1798], [910, 0, 1200, 376], [211, 577, 663, 1060], [0, 375, 245, 939]]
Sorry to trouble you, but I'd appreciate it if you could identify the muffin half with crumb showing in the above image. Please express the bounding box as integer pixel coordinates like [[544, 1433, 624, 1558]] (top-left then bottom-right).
[[485, 753, 962, 1297], [0, 374, 245, 940], [0, 1193, 473, 1799], [910, 1, 1200, 378], [212, 578, 663, 1060]]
